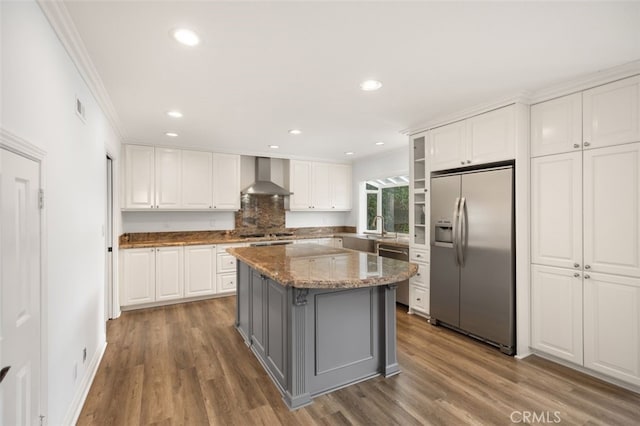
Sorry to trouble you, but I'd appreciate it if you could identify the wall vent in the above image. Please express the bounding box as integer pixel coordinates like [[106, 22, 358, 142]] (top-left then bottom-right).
[[75, 96, 86, 122]]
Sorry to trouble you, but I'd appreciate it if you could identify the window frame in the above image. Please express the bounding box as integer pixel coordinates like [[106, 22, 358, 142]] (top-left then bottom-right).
[[363, 180, 410, 236]]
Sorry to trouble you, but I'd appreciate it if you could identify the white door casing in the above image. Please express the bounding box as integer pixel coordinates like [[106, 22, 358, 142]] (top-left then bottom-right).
[[1, 148, 42, 425]]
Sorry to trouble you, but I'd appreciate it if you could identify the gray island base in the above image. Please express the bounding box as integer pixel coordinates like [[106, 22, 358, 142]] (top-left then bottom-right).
[[230, 244, 417, 410]]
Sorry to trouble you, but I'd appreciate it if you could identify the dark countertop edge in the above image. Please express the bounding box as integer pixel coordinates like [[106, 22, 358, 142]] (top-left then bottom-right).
[[227, 247, 419, 289]]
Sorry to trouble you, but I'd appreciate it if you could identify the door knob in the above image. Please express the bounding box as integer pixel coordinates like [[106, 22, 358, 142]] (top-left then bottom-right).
[[0, 366, 10, 384]]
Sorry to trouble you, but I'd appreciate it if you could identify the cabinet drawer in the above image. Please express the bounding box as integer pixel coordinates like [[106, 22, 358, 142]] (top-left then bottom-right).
[[410, 284, 429, 314], [410, 263, 430, 287], [217, 253, 237, 273], [410, 248, 429, 263], [217, 273, 237, 294]]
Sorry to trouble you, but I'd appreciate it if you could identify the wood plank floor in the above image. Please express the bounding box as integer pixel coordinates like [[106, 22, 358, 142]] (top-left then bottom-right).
[[79, 297, 640, 425]]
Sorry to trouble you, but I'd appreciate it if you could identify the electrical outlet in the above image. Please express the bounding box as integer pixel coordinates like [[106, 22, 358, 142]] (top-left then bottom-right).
[[83, 347, 87, 363]]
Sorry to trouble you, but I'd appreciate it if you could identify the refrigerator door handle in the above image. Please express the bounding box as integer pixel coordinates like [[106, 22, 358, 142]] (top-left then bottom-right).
[[459, 197, 467, 266], [452, 197, 461, 266]]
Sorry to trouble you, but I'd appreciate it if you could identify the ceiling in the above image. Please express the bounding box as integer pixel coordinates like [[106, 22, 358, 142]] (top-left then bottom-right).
[[62, 1, 640, 162]]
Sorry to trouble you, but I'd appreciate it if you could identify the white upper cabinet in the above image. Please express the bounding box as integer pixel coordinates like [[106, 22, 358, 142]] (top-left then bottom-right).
[[531, 152, 582, 270], [289, 160, 313, 210], [155, 148, 182, 209], [311, 162, 332, 209], [124, 144, 155, 209], [531, 264, 584, 365], [123, 145, 240, 210], [583, 143, 640, 278], [212, 153, 240, 210], [531, 93, 583, 157], [584, 272, 640, 386], [330, 164, 352, 210], [466, 105, 515, 165], [430, 104, 516, 171], [583, 76, 640, 150], [289, 160, 352, 211], [429, 121, 466, 171], [182, 150, 213, 209], [531, 76, 640, 157]]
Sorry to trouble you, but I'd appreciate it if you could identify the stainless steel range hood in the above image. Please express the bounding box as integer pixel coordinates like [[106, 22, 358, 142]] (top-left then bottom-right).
[[241, 157, 292, 196]]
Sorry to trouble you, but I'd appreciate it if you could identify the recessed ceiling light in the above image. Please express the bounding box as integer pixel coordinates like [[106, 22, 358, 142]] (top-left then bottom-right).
[[345, 151, 355, 156], [171, 28, 200, 47], [269, 145, 279, 149], [360, 80, 382, 91], [288, 129, 302, 135], [167, 110, 183, 118], [165, 132, 179, 137], [375, 142, 385, 146]]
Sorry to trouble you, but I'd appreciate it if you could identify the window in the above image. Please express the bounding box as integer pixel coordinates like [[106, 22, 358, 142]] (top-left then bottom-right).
[[363, 176, 409, 234]]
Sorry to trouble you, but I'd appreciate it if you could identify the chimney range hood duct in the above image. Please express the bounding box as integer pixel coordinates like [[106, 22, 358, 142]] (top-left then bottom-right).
[[241, 157, 292, 196]]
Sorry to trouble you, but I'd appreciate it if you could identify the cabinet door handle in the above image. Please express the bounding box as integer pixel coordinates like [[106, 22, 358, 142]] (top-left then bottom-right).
[[574, 263, 580, 268], [573, 143, 580, 149], [150, 205, 153, 208], [584, 141, 591, 147], [466, 160, 471, 164], [584, 274, 591, 279], [574, 273, 580, 278], [585, 265, 591, 269], [460, 161, 465, 165], [416, 298, 421, 301]]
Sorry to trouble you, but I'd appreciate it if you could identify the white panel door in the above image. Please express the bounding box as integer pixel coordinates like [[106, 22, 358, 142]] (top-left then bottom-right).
[[531, 93, 583, 157], [311, 162, 331, 209], [466, 105, 515, 165], [1, 149, 41, 425], [212, 153, 240, 210], [122, 248, 156, 305], [583, 76, 640, 150], [155, 247, 184, 301], [289, 160, 312, 210], [330, 164, 352, 210], [155, 148, 182, 209], [124, 144, 155, 209], [583, 143, 640, 278], [531, 265, 583, 364], [429, 121, 466, 171], [531, 152, 582, 270], [182, 150, 213, 209], [184, 245, 216, 297], [584, 272, 640, 386]]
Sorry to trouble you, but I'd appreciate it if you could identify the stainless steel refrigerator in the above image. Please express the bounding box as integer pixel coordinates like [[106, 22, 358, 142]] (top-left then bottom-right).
[[430, 165, 515, 355]]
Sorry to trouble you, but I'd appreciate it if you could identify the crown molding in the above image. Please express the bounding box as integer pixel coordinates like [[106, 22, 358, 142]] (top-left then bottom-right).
[[402, 60, 640, 136], [528, 59, 640, 104], [401, 91, 532, 136], [37, 0, 125, 140]]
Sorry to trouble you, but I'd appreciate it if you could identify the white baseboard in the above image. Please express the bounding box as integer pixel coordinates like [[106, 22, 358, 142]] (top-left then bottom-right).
[[62, 340, 107, 426]]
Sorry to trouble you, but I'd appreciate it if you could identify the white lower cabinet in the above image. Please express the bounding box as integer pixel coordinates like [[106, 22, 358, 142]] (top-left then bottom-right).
[[584, 272, 640, 386], [531, 265, 640, 387], [531, 265, 583, 364], [122, 248, 156, 306], [155, 247, 184, 301], [184, 245, 216, 297], [216, 243, 247, 295], [409, 249, 429, 316]]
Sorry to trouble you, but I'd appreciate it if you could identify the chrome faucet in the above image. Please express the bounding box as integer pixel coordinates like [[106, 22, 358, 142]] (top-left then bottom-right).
[[372, 215, 386, 236]]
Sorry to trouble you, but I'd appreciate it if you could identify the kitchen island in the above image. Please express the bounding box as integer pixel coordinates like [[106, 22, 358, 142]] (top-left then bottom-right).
[[227, 244, 418, 409]]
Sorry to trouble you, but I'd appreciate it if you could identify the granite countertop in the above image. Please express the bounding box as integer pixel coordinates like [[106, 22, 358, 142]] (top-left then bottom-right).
[[227, 244, 418, 289], [119, 227, 354, 249], [335, 233, 410, 249]]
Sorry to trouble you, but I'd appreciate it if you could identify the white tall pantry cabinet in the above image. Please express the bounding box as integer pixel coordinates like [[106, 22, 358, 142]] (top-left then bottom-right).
[[530, 74, 640, 387]]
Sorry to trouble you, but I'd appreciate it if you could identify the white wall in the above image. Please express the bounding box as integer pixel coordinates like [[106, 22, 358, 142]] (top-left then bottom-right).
[[348, 147, 410, 231], [1, 1, 120, 424]]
